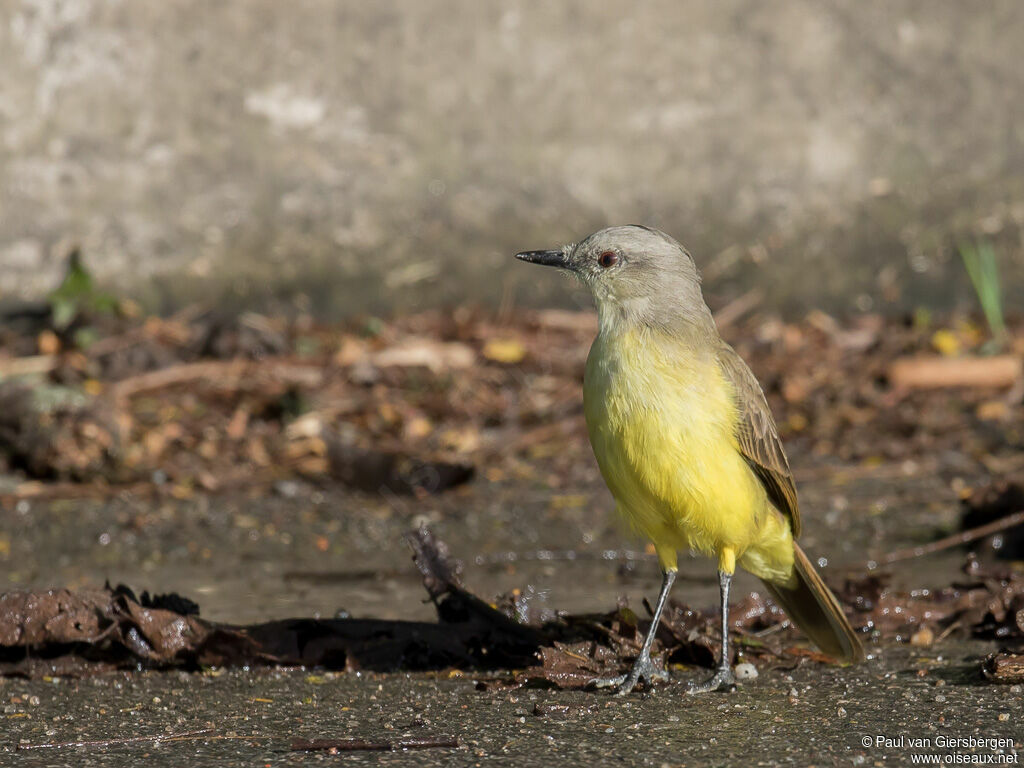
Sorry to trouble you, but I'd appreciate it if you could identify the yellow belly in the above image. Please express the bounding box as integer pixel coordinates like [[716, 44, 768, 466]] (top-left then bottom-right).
[[584, 326, 793, 581]]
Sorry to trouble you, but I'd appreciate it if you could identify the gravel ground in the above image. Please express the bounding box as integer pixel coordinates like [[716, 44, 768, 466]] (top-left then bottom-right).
[[2, 643, 1018, 767]]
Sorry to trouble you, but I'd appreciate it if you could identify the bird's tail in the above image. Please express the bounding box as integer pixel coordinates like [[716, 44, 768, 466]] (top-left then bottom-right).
[[762, 542, 865, 663]]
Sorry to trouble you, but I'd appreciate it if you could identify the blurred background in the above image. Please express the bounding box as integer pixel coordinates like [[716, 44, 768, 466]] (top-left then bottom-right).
[[2, 0, 1023, 317]]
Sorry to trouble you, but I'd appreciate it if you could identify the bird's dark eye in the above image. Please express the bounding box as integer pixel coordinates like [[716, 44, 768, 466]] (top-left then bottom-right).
[[598, 251, 619, 268]]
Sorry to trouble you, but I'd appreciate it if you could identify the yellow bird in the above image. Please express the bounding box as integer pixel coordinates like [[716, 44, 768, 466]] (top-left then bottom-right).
[[516, 226, 864, 694]]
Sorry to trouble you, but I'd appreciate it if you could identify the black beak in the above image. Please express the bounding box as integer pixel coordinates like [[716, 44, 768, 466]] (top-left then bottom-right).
[[515, 249, 569, 268]]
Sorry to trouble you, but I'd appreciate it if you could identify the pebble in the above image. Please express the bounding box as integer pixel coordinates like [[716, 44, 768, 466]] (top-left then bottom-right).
[[734, 662, 758, 681], [910, 626, 934, 646], [274, 480, 301, 498]]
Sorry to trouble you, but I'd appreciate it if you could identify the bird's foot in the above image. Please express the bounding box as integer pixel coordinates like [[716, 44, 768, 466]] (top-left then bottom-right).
[[686, 665, 736, 694], [590, 654, 669, 695]]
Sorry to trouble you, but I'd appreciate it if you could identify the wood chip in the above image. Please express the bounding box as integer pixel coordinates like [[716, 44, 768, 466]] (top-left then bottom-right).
[[888, 355, 1022, 389], [982, 651, 1024, 683]]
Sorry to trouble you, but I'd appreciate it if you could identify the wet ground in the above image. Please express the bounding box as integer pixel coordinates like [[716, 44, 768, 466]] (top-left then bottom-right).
[[0, 457, 966, 627], [3, 458, 1021, 766]]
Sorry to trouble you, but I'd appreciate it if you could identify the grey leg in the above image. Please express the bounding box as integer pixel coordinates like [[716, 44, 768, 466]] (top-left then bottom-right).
[[592, 569, 676, 695], [687, 568, 737, 693]]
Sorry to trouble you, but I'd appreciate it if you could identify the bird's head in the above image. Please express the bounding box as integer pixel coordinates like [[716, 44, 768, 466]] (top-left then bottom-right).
[[516, 225, 712, 332]]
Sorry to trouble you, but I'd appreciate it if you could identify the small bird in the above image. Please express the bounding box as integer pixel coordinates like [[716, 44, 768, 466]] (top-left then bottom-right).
[[516, 226, 864, 694]]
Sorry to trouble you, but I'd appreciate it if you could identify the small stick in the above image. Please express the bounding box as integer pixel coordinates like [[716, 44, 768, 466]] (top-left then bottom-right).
[[1, 470, 280, 505], [935, 621, 962, 644], [111, 359, 323, 401], [875, 510, 1024, 566], [87, 304, 202, 357], [290, 737, 459, 752], [18, 728, 214, 750], [0, 354, 57, 379], [713, 287, 764, 329], [888, 355, 1022, 390]]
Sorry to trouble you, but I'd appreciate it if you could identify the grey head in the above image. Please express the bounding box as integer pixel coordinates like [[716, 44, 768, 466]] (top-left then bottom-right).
[[516, 225, 714, 334]]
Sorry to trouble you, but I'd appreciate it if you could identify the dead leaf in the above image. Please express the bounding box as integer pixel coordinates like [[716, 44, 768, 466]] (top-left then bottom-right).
[[482, 339, 526, 365]]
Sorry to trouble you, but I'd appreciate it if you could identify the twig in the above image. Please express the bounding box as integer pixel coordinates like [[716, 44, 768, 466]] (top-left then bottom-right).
[[111, 360, 323, 401], [713, 287, 764, 329], [793, 457, 940, 483], [18, 728, 214, 750], [533, 309, 598, 333], [0, 355, 57, 379], [2, 480, 155, 504], [87, 304, 201, 357], [935, 621, 961, 643], [888, 355, 1022, 390], [290, 737, 459, 752], [507, 416, 582, 451], [876, 510, 1024, 566], [0, 467, 282, 505]]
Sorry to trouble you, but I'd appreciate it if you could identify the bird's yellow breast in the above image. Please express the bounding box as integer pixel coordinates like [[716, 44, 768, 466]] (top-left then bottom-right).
[[584, 325, 789, 575]]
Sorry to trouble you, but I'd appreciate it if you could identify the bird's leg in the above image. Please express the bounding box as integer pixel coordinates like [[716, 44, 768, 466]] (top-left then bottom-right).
[[591, 569, 676, 695], [687, 561, 737, 694]]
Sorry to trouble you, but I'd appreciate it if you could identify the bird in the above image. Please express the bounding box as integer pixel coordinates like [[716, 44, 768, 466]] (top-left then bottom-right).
[[515, 225, 864, 694]]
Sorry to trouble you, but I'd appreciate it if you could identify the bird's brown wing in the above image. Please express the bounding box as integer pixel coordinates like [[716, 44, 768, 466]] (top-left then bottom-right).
[[717, 342, 801, 538]]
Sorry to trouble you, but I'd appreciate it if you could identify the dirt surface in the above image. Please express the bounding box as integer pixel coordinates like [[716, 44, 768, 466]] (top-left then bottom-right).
[[1, 307, 1023, 765], [2, 643, 1020, 767], [1, 465, 1022, 766]]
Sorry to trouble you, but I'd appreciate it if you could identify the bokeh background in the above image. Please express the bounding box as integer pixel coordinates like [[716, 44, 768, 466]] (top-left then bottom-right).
[[2, 0, 1023, 316]]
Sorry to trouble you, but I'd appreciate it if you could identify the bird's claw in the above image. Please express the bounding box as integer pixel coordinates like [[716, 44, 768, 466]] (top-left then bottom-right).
[[589, 655, 669, 695], [686, 666, 736, 694]]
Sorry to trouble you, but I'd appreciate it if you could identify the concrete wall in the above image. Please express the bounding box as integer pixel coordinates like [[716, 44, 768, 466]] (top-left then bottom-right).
[[2, 0, 1023, 315]]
